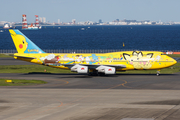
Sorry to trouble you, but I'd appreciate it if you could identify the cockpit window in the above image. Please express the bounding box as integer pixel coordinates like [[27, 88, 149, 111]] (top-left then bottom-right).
[[146, 53, 153, 58]]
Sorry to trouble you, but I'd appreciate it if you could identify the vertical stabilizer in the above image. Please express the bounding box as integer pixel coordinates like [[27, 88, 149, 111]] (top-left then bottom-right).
[[9, 29, 45, 54]]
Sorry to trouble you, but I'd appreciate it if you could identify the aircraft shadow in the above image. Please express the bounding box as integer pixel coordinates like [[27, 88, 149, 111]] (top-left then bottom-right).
[[24, 72, 179, 78]]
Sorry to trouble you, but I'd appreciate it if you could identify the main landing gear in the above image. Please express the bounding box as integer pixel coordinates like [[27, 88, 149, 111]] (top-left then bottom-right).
[[88, 70, 105, 76], [157, 69, 160, 76]]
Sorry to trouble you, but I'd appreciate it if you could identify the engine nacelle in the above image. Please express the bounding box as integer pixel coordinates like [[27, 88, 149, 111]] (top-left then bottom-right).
[[104, 67, 116, 74], [96, 66, 116, 75], [77, 66, 88, 73], [71, 65, 88, 73]]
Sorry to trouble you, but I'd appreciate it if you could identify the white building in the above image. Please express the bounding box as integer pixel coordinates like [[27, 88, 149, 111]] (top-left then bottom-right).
[[128, 22, 142, 25], [174, 22, 180, 25], [39, 17, 42, 23], [72, 19, 76, 24], [109, 22, 128, 25], [0, 21, 8, 26], [43, 17, 46, 23]]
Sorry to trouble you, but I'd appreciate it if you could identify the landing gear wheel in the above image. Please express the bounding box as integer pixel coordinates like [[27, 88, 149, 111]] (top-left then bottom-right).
[[157, 70, 160, 76], [88, 70, 99, 76], [88, 72, 93, 76], [98, 72, 105, 76]]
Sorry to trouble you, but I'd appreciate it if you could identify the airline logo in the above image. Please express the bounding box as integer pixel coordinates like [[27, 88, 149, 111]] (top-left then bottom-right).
[[81, 68, 85, 70], [27, 49, 39, 53], [108, 68, 112, 71]]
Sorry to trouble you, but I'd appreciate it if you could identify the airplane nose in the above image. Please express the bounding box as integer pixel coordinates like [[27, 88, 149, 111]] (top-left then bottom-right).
[[171, 58, 177, 66], [165, 56, 177, 67], [173, 59, 177, 64]]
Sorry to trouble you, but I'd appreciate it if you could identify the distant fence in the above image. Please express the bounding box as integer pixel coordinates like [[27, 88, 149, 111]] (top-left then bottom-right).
[[0, 49, 17, 53], [1, 49, 180, 54]]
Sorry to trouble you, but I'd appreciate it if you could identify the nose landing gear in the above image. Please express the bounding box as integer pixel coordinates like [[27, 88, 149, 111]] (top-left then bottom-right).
[[157, 69, 160, 76]]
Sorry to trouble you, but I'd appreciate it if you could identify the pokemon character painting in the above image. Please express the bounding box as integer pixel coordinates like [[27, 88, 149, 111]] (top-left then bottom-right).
[[9, 29, 177, 75]]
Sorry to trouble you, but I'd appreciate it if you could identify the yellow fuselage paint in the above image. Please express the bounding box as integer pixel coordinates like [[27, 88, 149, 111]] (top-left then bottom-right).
[[14, 51, 177, 71]]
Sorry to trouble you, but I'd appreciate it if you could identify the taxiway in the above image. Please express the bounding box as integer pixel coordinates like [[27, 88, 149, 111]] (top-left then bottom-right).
[[0, 58, 180, 120]]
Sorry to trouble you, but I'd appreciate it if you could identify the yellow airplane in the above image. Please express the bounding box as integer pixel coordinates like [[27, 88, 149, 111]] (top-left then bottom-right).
[[9, 29, 177, 75]]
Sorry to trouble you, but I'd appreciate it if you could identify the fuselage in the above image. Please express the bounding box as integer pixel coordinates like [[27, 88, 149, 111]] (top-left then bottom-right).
[[9, 29, 177, 75], [14, 51, 177, 71]]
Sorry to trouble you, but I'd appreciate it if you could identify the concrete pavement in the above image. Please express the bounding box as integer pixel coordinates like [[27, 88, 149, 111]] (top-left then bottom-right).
[[0, 73, 180, 120]]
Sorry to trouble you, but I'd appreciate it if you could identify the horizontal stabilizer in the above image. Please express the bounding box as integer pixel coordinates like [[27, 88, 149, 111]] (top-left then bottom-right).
[[14, 55, 36, 59]]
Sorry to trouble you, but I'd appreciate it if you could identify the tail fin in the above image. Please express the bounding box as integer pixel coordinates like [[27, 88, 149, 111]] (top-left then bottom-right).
[[9, 29, 45, 54]]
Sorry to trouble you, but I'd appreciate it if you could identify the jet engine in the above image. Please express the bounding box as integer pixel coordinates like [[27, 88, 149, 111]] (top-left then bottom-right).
[[96, 66, 116, 75], [71, 65, 88, 73]]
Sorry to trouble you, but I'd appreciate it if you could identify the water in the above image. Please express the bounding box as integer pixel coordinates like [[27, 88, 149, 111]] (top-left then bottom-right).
[[0, 25, 180, 51]]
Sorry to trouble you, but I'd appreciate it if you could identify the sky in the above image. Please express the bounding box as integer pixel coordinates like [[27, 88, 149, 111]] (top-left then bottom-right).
[[0, 0, 180, 23]]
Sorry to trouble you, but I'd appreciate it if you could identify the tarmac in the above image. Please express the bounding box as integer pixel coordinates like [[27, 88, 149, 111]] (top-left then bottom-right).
[[0, 58, 180, 120]]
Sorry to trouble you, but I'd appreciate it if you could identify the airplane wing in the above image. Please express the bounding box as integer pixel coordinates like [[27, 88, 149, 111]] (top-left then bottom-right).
[[104, 64, 126, 68], [61, 63, 126, 74], [62, 63, 126, 69]]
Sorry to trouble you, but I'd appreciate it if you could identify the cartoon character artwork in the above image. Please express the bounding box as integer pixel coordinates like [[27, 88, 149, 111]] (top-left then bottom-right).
[[75, 55, 84, 63], [112, 54, 123, 61], [9, 29, 45, 54], [61, 54, 74, 64], [85, 54, 118, 64], [123, 51, 153, 69], [85, 54, 101, 64], [155, 55, 161, 62], [63, 55, 74, 61], [90, 54, 99, 64], [85, 56, 90, 64], [9, 30, 28, 53], [40, 54, 61, 64]]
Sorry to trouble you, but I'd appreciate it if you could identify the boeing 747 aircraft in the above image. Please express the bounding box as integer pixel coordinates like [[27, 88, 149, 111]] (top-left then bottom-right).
[[9, 29, 177, 75]]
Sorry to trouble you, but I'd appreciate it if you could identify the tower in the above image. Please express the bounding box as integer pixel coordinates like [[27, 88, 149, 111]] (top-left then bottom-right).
[[72, 19, 76, 24], [22, 14, 28, 29], [99, 19, 102, 23], [58, 19, 60, 24], [35, 15, 39, 27]]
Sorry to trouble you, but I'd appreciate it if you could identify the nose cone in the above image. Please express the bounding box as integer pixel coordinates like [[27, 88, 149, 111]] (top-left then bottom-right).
[[165, 55, 177, 67], [172, 58, 177, 65], [168, 57, 177, 66]]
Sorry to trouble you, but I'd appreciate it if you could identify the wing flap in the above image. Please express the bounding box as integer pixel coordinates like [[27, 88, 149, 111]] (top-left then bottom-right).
[[61, 64, 126, 69]]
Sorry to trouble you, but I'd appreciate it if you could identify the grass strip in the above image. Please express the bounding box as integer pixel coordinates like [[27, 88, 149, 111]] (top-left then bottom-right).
[[167, 54, 180, 58], [118, 63, 180, 74], [0, 65, 74, 73], [0, 79, 47, 86], [0, 54, 13, 58]]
